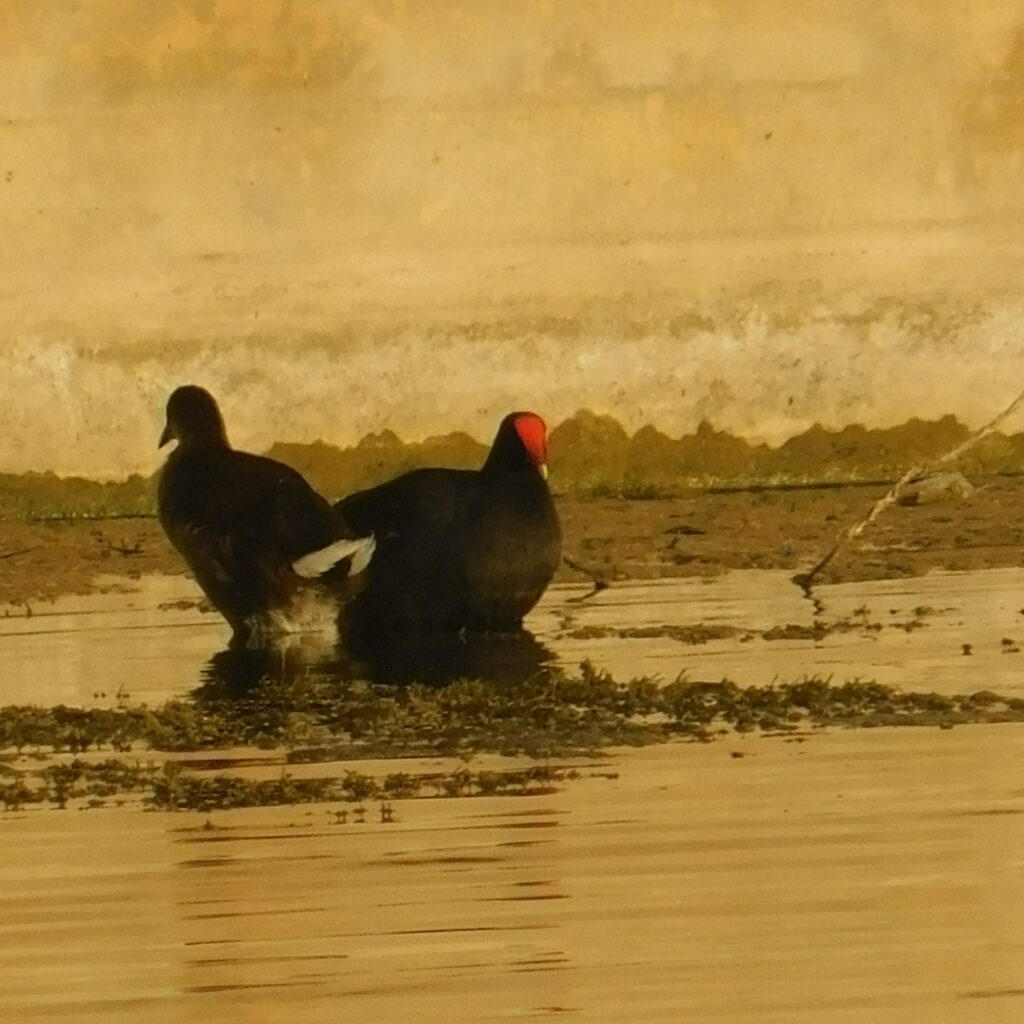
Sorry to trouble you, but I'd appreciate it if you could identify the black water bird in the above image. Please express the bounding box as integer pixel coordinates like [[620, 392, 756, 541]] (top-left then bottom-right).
[[157, 385, 374, 646], [335, 411, 561, 633]]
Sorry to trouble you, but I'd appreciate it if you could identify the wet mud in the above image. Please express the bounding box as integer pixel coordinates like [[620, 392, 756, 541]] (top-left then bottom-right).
[[3, 474, 1024, 607]]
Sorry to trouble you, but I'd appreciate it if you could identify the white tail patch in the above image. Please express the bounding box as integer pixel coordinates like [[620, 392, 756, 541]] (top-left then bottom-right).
[[291, 534, 376, 579]]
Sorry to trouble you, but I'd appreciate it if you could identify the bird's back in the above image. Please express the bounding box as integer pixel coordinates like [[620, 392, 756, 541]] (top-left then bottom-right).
[[335, 468, 480, 628], [335, 464, 560, 630], [159, 447, 348, 630], [336, 467, 481, 538], [162, 449, 337, 549]]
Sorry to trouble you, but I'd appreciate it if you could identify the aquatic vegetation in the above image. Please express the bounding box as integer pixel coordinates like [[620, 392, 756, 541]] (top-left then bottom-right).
[[148, 763, 573, 812], [0, 757, 576, 813], [3, 664, 1024, 761], [0, 757, 158, 811], [567, 616, 926, 645], [2, 664, 1023, 812]]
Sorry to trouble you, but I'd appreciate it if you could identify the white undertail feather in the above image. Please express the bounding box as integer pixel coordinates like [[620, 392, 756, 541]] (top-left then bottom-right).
[[346, 534, 376, 577], [291, 534, 376, 579]]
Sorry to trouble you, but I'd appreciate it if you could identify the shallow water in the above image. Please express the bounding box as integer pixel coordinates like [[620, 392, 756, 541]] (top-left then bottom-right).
[[2, 570, 1024, 1021], [2, 728, 1024, 1022], [548, 568, 1024, 697], [0, 575, 223, 706], [2, 567, 1024, 706]]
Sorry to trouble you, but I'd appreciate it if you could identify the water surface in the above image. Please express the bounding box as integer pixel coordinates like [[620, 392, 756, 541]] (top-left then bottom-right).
[[2, 568, 1023, 705], [2, 570, 1024, 1021], [2, 728, 1023, 1022]]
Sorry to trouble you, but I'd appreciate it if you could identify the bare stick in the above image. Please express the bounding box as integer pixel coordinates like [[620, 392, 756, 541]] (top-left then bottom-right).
[[793, 384, 1024, 596], [562, 554, 610, 603], [0, 546, 40, 561]]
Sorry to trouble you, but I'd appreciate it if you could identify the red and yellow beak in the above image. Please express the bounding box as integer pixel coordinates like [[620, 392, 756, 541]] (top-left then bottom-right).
[[539, 462, 549, 481]]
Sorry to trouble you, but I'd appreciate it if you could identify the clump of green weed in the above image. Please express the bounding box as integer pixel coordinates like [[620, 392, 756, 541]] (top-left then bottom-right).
[[3, 666, 1024, 813]]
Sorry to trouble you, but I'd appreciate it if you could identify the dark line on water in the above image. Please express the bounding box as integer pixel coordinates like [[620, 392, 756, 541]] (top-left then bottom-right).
[[187, 981, 318, 994], [184, 923, 552, 947], [189, 953, 350, 968], [959, 988, 1024, 1000]]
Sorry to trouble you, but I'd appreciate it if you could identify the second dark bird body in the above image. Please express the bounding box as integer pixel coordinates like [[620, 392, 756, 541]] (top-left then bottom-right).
[[335, 412, 561, 632]]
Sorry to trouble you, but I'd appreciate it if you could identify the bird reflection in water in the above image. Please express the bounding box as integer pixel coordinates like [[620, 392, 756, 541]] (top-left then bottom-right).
[[344, 623, 555, 686], [196, 642, 344, 699], [196, 625, 555, 698]]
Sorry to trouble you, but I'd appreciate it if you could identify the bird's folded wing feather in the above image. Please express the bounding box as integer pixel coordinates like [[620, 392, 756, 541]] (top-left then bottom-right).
[[176, 520, 241, 586], [335, 469, 476, 537]]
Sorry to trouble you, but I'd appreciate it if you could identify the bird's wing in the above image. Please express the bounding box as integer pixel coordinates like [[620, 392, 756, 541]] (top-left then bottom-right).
[[334, 468, 477, 538], [218, 452, 346, 552], [167, 516, 248, 606]]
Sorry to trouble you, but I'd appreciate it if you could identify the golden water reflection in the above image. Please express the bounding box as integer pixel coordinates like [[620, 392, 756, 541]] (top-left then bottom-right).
[[2, 727, 1023, 1022]]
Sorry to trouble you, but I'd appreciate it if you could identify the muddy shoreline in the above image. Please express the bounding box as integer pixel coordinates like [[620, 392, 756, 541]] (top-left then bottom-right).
[[2, 478, 1021, 607]]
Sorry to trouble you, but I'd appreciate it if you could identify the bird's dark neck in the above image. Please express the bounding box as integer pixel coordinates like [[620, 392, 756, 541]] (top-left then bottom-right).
[[176, 430, 230, 453]]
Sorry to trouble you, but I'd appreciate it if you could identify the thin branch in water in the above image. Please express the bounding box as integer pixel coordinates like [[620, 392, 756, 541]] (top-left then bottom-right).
[[793, 383, 1024, 599]]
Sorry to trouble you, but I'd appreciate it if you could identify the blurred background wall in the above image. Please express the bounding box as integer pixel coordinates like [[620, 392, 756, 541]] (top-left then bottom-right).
[[2, 0, 1023, 477]]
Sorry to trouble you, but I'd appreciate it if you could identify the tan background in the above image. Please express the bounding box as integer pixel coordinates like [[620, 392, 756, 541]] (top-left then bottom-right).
[[2, 0, 1024, 477]]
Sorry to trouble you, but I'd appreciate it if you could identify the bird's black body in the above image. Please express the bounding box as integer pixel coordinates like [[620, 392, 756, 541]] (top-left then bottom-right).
[[335, 412, 561, 633], [157, 386, 369, 646]]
